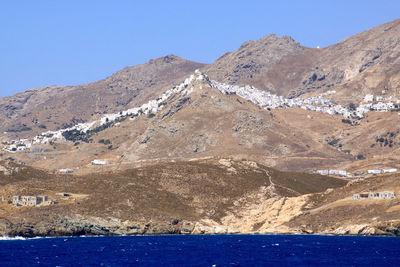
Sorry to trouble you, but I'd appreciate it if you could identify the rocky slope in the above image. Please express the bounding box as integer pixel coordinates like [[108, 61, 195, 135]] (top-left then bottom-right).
[[0, 159, 346, 237], [2, 19, 400, 139], [1, 159, 400, 237], [0, 55, 204, 138], [205, 18, 400, 102], [3, 71, 353, 173]]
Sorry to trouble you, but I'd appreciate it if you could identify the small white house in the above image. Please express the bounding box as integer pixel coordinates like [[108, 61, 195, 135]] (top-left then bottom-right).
[[383, 169, 398, 173], [59, 169, 74, 173], [367, 169, 382, 175], [315, 170, 329, 175], [328, 170, 348, 177], [91, 159, 108, 165], [16, 146, 27, 151], [354, 191, 396, 200], [364, 94, 374, 102]]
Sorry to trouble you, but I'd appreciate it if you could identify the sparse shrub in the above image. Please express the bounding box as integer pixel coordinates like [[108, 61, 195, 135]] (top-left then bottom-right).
[[148, 113, 156, 118], [377, 137, 385, 143], [99, 139, 111, 145], [7, 125, 32, 132], [341, 119, 353, 125], [356, 154, 365, 160], [327, 138, 340, 146]]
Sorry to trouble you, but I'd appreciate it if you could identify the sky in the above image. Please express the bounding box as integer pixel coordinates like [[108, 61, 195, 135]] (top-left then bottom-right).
[[1, 1, 399, 97]]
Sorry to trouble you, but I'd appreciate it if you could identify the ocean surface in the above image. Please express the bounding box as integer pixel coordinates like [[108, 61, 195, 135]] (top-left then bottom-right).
[[1, 234, 400, 266]]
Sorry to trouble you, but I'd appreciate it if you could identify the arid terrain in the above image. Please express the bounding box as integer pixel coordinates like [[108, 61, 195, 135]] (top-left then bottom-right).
[[1, 18, 400, 236], [1, 159, 400, 236]]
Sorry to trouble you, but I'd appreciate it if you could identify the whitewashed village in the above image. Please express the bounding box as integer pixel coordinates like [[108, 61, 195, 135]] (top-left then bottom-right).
[[2, 71, 400, 178], [3, 71, 400, 152], [1, 70, 400, 189], [0, 70, 399, 232]]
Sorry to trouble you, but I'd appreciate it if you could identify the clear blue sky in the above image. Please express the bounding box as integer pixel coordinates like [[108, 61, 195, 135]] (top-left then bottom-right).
[[1, 0, 399, 97]]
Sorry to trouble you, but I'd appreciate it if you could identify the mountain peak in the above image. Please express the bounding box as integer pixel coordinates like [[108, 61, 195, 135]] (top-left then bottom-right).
[[204, 33, 304, 87], [148, 54, 184, 64]]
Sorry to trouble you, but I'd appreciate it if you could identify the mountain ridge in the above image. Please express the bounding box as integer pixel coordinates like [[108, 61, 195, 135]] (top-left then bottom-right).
[[1, 18, 400, 237]]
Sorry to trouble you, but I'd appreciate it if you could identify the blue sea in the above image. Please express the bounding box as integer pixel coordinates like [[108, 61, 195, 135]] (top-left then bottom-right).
[[1, 234, 400, 266]]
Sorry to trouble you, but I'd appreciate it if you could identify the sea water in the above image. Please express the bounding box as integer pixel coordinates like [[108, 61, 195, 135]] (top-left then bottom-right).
[[0, 235, 399, 266]]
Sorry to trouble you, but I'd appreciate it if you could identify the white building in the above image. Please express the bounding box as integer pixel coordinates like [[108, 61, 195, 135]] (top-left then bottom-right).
[[328, 170, 348, 177], [12, 196, 49, 207], [59, 169, 74, 173], [91, 159, 108, 165], [383, 169, 398, 173], [367, 169, 382, 174], [364, 94, 374, 102], [315, 170, 329, 175]]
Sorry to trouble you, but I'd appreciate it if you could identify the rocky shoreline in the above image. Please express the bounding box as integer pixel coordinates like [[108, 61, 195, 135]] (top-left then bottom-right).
[[1, 216, 400, 238]]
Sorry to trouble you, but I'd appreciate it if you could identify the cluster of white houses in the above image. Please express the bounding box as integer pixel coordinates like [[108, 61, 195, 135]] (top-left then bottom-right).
[[314, 169, 349, 177], [2, 71, 202, 152], [2, 71, 400, 153], [353, 191, 396, 200], [367, 169, 398, 175], [2, 139, 32, 152], [314, 168, 398, 178], [211, 80, 400, 119]]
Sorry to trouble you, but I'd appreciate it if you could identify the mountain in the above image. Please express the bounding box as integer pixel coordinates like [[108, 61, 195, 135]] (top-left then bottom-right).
[[0, 55, 204, 138], [2, 18, 399, 140], [203, 34, 305, 96], [1, 19, 400, 237], [205, 18, 400, 101], [4, 71, 352, 173]]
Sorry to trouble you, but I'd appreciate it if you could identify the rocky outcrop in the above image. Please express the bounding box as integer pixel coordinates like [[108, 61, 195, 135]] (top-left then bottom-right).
[[2, 215, 399, 237], [0, 216, 184, 237], [205, 34, 304, 91]]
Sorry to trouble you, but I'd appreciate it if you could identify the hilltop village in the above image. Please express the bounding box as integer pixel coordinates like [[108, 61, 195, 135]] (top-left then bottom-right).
[[2, 70, 400, 181], [2, 70, 400, 154]]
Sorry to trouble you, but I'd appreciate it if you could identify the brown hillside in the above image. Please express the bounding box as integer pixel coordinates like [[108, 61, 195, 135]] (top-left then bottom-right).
[[0, 55, 205, 138]]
